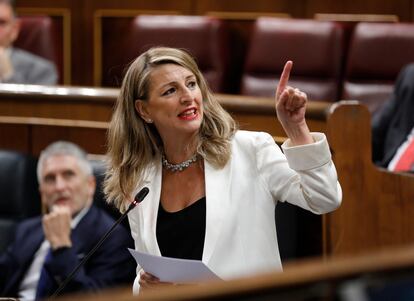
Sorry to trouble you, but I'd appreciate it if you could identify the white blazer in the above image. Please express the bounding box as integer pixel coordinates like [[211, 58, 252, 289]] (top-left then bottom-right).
[[128, 130, 342, 292]]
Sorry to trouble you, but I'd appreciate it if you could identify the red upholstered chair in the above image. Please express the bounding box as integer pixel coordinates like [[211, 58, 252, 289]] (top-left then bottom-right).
[[241, 17, 344, 102], [342, 22, 414, 116], [14, 16, 62, 84], [100, 15, 230, 93]]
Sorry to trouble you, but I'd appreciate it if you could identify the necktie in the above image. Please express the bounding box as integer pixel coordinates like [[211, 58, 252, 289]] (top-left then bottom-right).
[[35, 248, 53, 299], [394, 138, 414, 172]]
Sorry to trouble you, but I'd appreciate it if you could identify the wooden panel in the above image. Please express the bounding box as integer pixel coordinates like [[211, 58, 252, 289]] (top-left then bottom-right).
[[0, 85, 330, 137], [31, 124, 107, 155], [325, 102, 414, 256], [16, 7, 72, 85], [412, 0, 414, 21], [36, 101, 414, 301], [217, 94, 329, 136], [0, 99, 112, 121], [194, 0, 304, 17], [324, 102, 376, 255], [0, 116, 108, 156], [0, 84, 116, 121], [0, 123, 30, 153], [85, 0, 193, 11], [210, 19, 253, 94], [56, 244, 414, 301], [314, 13, 399, 22], [305, 0, 412, 21]]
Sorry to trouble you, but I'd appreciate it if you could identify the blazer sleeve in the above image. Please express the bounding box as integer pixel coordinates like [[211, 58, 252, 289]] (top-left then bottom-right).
[[256, 132, 342, 214]]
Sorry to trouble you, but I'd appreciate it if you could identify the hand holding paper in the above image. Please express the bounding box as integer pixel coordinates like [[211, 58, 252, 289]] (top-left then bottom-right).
[[128, 248, 221, 284]]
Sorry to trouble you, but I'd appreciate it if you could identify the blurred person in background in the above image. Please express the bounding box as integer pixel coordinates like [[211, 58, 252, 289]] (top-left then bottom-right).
[[0, 0, 57, 84], [372, 63, 414, 173], [0, 141, 135, 300]]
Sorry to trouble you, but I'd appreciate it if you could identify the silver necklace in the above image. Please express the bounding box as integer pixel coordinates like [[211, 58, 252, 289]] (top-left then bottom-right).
[[162, 154, 198, 172]]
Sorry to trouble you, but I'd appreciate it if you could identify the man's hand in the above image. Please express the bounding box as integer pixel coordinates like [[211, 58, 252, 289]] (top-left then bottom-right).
[[0, 47, 14, 80], [42, 205, 72, 250]]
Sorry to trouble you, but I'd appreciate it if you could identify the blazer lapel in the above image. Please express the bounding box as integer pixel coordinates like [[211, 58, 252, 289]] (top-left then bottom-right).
[[203, 160, 231, 264], [21, 226, 44, 262], [136, 159, 232, 261], [137, 162, 162, 256], [70, 208, 97, 256]]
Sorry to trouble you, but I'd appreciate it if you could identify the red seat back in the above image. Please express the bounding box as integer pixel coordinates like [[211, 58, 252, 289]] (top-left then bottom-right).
[[241, 17, 344, 102], [101, 15, 230, 93], [14, 16, 62, 84], [343, 22, 414, 115]]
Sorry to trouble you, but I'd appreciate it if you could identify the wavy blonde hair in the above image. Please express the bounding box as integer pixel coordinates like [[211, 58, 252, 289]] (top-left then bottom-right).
[[104, 47, 238, 212]]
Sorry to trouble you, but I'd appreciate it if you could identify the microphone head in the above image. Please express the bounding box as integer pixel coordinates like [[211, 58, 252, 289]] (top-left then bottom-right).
[[134, 187, 149, 204], [126, 187, 149, 213]]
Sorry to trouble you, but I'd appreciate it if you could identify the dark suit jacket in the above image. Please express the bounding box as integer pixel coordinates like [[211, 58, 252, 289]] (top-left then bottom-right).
[[0, 206, 135, 298], [372, 63, 414, 170]]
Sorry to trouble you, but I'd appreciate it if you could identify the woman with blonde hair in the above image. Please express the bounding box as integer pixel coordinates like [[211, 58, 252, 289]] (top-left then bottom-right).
[[104, 47, 341, 292]]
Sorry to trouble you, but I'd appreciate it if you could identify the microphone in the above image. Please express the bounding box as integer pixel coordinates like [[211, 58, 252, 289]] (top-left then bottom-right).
[[50, 187, 149, 299]]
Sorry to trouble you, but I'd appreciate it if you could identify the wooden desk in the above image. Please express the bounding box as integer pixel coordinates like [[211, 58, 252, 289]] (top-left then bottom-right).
[[0, 84, 116, 121], [55, 243, 414, 301], [0, 116, 108, 155], [325, 102, 414, 256], [0, 84, 330, 138]]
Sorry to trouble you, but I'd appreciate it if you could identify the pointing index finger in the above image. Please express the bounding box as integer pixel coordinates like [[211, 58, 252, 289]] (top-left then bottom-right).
[[276, 60, 293, 99]]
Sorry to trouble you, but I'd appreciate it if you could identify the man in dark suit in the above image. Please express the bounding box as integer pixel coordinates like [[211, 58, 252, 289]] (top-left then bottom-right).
[[0, 141, 135, 300], [0, 0, 57, 84], [372, 63, 414, 172]]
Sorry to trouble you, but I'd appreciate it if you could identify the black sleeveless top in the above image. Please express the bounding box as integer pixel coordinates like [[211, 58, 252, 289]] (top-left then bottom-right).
[[156, 197, 206, 260]]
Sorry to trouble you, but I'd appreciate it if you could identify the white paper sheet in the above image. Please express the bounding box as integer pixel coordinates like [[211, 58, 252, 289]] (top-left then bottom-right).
[[128, 248, 221, 283]]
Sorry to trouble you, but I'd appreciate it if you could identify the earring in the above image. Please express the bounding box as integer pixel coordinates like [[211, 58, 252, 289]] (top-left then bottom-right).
[[146, 119, 153, 123]]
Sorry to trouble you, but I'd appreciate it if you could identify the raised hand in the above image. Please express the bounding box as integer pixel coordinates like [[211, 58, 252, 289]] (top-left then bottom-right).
[[42, 205, 72, 249], [0, 47, 13, 80], [275, 61, 313, 145]]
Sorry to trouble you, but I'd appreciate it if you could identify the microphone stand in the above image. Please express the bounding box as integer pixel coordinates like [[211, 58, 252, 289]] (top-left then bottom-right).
[[49, 187, 149, 299]]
